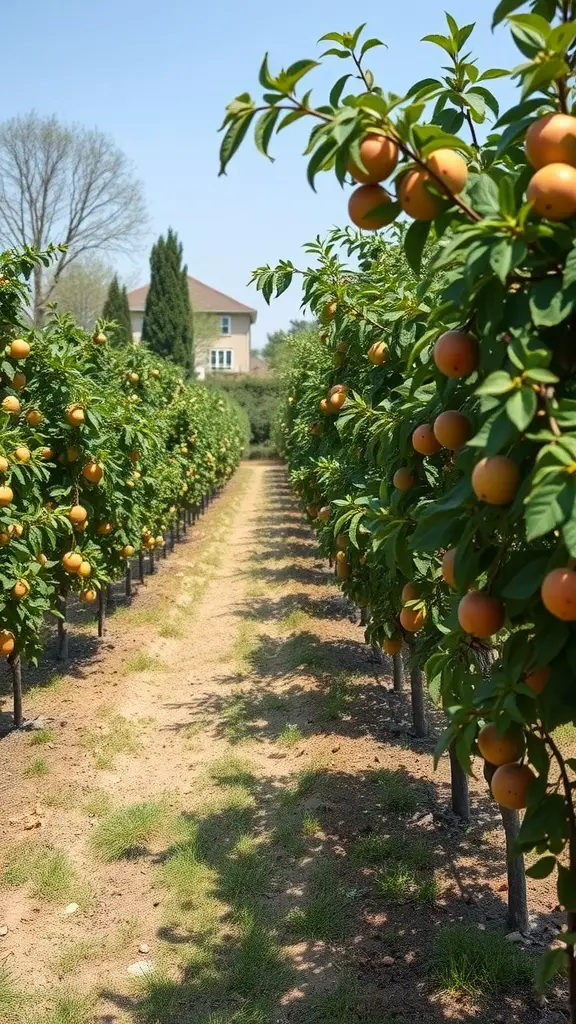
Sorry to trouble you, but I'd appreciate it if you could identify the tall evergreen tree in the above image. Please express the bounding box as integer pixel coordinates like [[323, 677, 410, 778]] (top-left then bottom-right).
[[141, 229, 193, 369], [102, 274, 133, 345]]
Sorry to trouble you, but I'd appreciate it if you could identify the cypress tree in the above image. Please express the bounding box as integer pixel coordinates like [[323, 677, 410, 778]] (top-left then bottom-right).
[[102, 274, 133, 345], [141, 229, 194, 369]]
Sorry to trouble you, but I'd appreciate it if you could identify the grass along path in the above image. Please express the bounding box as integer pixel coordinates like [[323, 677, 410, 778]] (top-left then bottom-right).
[[0, 463, 565, 1023]]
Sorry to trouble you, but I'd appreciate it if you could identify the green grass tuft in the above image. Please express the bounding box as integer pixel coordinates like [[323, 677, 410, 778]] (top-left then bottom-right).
[[429, 923, 534, 996], [284, 867, 351, 940], [376, 862, 438, 905], [2, 842, 89, 905], [0, 967, 24, 1022], [80, 713, 141, 769], [91, 801, 168, 861], [351, 832, 431, 870], [123, 650, 165, 673], [25, 756, 49, 777], [278, 723, 303, 747], [41, 988, 96, 1024], [373, 769, 419, 814], [29, 728, 55, 746], [324, 673, 354, 720], [207, 755, 256, 790]]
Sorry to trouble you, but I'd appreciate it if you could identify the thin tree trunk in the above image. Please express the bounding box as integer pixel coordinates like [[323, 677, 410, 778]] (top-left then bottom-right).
[[393, 652, 405, 692], [449, 745, 470, 821], [9, 653, 22, 729], [182, 510, 187, 536], [170, 527, 175, 551], [410, 664, 428, 737], [57, 588, 68, 662], [139, 551, 145, 583], [568, 910, 576, 1024], [500, 807, 529, 933], [106, 583, 114, 611], [97, 590, 106, 638], [176, 519, 180, 542], [360, 606, 369, 626], [162, 538, 167, 559], [149, 548, 156, 574], [125, 564, 132, 599]]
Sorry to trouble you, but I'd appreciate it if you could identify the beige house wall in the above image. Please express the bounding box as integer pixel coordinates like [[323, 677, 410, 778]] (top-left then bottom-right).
[[129, 310, 251, 377]]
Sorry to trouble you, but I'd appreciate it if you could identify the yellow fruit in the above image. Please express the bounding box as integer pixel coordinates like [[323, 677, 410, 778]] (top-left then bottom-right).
[[9, 339, 30, 359], [426, 149, 468, 193], [348, 184, 392, 230], [367, 342, 388, 366], [399, 169, 441, 221], [347, 134, 399, 184], [383, 637, 403, 655], [527, 163, 576, 220], [120, 545, 135, 558], [40, 447, 54, 460], [491, 763, 535, 810], [68, 505, 88, 525], [62, 551, 82, 573], [0, 630, 15, 656], [14, 446, 30, 464], [2, 396, 21, 415], [393, 468, 416, 491], [433, 331, 479, 378], [441, 548, 457, 588], [78, 560, 91, 578], [0, 456, 9, 473], [471, 456, 520, 505], [477, 723, 524, 766], [458, 591, 505, 637], [93, 331, 107, 345], [412, 425, 441, 456], [541, 567, 576, 621], [82, 461, 104, 484], [97, 522, 113, 536], [13, 579, 29, 599], [66, 404, 85, 427], [399, 606, 427, 632], [35, 553, 48, 567], [433, 411, 472, 450], [401, 583, 420, 604], [26, 409, 43, 427], [11, 372, 26, 391], [0, 486, 13, 507], [526, 114, 576, 169], [81, 589, 97, 603]]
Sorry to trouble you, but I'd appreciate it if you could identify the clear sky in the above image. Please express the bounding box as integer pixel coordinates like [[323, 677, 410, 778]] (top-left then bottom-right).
[[1, 0, 520, 349]]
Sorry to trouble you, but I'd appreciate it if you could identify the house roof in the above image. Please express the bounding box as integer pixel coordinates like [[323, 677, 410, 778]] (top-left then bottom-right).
[[127, 276, 257, 323]]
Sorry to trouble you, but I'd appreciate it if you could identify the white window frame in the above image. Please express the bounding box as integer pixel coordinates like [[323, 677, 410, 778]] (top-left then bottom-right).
[[220, 315, 232, 336], [210, 348, 234, 371]]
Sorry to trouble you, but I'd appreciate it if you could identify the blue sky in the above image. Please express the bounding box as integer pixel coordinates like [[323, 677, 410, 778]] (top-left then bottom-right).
[[2, 1, 520, 348]]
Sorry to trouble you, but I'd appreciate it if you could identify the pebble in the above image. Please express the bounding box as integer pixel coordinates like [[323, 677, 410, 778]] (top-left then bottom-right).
[[65, 903, 79, 915], [138, 943, 150, 954], [0, 924, 8, 937], [127, 960, 155, 977], [381, 956, 395, 966], [505, 931, 523, 943]]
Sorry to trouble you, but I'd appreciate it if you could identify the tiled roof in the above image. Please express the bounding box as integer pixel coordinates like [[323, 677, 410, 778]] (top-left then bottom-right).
[[127, 276, 257, 322]]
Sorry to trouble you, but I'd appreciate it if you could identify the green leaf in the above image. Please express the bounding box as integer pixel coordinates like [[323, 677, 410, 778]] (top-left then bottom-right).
[[526, 478, 573, 541], [467, 174, 500, 215], [535, 947, 566, 992], [360, 38, 384, 57], [258, 54, 276, 90], [218, 110, 256, 175], [404, 220, 431, 275], [329, 74, 352, 108], [548, 21, 576, 52], [306, 137, 339, 191], [501, 555, 549, 599], [521, 57, 569, 100], [492, 0, 525, 26], [421, 33, 456, 57], [526, 855, 556, 879], [254, 108, 281, 160], [489, 238, 527, 283], [506, 387, 537, 430], [530, 276, 576, 327], [476, 371, 514, 396]]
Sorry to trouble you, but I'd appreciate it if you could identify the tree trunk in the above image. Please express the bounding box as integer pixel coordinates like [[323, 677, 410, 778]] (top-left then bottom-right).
[[449, 745, 470, 821], [410, 664, 428, 737], [393, 652, 405, 692], [170, 527, 175, 551], [162, 538, 167, 559], [360, 606, 369, 626], [500, 807, 529, 933], [182, 510, 187, 535], [568, 910, 576, 1024], [97, 590, 106, 638], [176, 519, 180, 542], [139, 551, 145, 582], [125, 564, 132, 599], [149, 548, 156, 574], [106, 583, 115, 611], [57, 588, 68, 661], [9, 653, 22, 729]]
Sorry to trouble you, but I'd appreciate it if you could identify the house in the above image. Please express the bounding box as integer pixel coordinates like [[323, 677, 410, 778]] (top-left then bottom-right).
[[127, 276, 257, 377]]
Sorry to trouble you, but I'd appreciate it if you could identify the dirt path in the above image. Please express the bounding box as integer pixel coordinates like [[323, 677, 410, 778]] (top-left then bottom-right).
[[0, 463, 566, 1024]]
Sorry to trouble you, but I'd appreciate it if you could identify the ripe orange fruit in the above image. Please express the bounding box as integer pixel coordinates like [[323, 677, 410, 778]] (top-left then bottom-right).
[[66, 448, 80, 463], [62, 551, 83, 573], [347, 133, 399, 184], [399, 169, 441, 221], [525, 665, 549, 694], [527, 163, 576, 220], [348, 184, 391, 230], [426, 149, 468, 193], [13, 579, 29, 599], [11, 373, 26, 391], [441, 548, 457, 588], [433, 410, 472, 450], [329, 390, 348, 411], [78, 560, 91, 578], [2, 396, 21, 415], [383, 637, 403, 655], [151, 368, 160, 378], [412, 424, 442, 456], [368, 341, 388, 365], [477, 722, 524, 766], [0, 486, 13, 507], [129, 450, 141, 463], [93, 331, 107, 345], [401, 582, 420, 604], [458, 591, 505, 637], [541, 567, 576, 621], [0, 630, 15, 656], [82, 461, 104, 484], [319, 398, 334, 415], [128, 371, 139, 384], [336, 534, 349, 551], [0, 456, 9, 473], [317, 506, 331, 522], [67, 404, 85, 427], [81, 589, 97, 603], [525, 113, 576, 169], [336, 553, 351, 580], [96, 522, 113, 536], [35, 553, 48, 567], [329, 383, 349, 398], [400, 605, 427, 632], [14, 446, 30, 464], [26, 409, 43, 427], [491, 763, 535, 810], [40, 447, 54, 460], [68, 504, 88, 526], [323, 300, 337, 322], [471, 456, 520, 505], [433, 331, 479, 378], [306, 505, 319, 519], [9, 339, 30, 359], [393, 467, 416, 491], [121, 544, 135, 558]]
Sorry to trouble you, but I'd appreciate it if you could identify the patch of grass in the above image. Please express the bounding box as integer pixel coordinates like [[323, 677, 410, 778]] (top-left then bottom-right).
[[324, 673, 354, 720], [123, 650, 165, 674], [284, 867, 351, 940], [229, 909, 288, 997], [29, 728, 55, 746], [351, 832, 432, 870], [52, 938, 100, 975], [281, 767, 324, 807], [278, 723, 303, 747], [279, 609, 310, 632], [183, 719, 207, 741], [207, 755, 256, 791], [158, 619, 183, 639], [376, 862, 438, 905], [2, 842, 89, 905], [81, 713, 141, 769], [429, 923, 533, 996], [41, 988, 96, 1024], [299, 976, 396, 1024], [0, 967, 24, 1022], [24, 756, 49, 777], [81, 789, 113, 817], [373, 769, 419, 814], [91, 801, 169, 861], [44, 788, 74, 809], [220, 835, 271, 904], [222, 692, 252, 745], [301, 813, 321, 836]]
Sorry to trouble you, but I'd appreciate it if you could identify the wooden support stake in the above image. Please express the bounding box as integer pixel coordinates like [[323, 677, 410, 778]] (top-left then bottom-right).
[[9, 653, 22, 729], [125, 564, 132, 599]]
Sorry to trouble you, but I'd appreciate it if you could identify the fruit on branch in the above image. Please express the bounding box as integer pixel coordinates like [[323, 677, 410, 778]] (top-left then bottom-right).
[[0, 457, 8, 473], [336, 533, 348, 550], [13, 580, 30, 599], [121, 545, 135, 558], [491, 762, 535, 810], [441, 548, 457, 588], [399, 605, 427, 632], [11, 373, 26, 391], [68, 505, 88, 526], [433, 331, 479, 378], [527, 163, 576, 220], [541, 567, 576, 621], [81, 589, 97, 603], [398, 169, 441, 221], [412, 424, 441, 456], [393, 467, 416, 490], [477, 722, 524, 766], [336, 550, 351, 579], [66, 404, 85, 427], [14, 446, 30, 464], [383, 637, 403, 655], [458, 591, 505, 637], [0, 630, 15, 656], [82, 461, 104, 484], [525, 113, 576, 169], [426, 148, 468, 193], [78, 561, 91, 578], [401, 582, 420, 603], [347, 133, 399, 184], [525, 665, 549, 694], [62, 551, 83, 573], [0, 486, 13, 507], [2, 396, 20, 415], [433, 410, 472, 450], [348, 184, 392, 230], [26, 409, 43, 427], [471, 456, 520, 505], [9, 339, 30, 359], [367, 341, 388, 365], [317, 505, 331, 522]]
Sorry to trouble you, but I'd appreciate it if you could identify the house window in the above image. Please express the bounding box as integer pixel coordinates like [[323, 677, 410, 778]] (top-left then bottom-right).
[[210, 349, 233, 371], [220, 315, 231, 336]]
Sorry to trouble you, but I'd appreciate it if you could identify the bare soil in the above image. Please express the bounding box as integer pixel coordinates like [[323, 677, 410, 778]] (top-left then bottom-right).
[[0, 462, 567, 1023]]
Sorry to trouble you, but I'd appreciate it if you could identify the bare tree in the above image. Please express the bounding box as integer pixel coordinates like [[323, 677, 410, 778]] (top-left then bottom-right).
[[0, 113, 147, 323], [50, 256, 114, 331]]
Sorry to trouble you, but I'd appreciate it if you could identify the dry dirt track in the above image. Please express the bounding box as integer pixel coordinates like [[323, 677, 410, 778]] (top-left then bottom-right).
[[0, 462, 567, 1024]]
